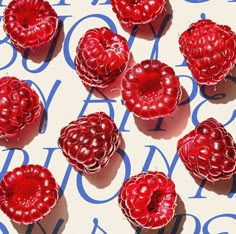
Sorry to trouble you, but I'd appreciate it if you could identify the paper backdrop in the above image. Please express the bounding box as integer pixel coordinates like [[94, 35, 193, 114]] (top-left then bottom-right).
[[0, 0, 235, 233]]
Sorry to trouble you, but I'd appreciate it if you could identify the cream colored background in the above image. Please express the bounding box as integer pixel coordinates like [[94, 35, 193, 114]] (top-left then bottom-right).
[[0, 0, 236, 233]]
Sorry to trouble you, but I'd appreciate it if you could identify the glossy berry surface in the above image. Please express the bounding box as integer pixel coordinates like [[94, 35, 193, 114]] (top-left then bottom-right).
[[58, 112, 121, 174], [74, 27, 130, 88], [0, 76, 41, 139], [121, 59, 182, 120], [177, 118, 236, 182], [3, 0, 59, 49], [179, 19, 236, 85], [118, 171, 177, 229], [0, 164, 58, 224], [110, 0, 165, 26]]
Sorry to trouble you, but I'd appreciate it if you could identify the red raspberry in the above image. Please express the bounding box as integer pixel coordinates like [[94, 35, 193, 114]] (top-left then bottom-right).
[[0, 76, 42, 139], [179, 19, 236, 85], [58, 112, 121, 174], [3, 0, 59, 49], [118, 171, 177, 229], [0, 164, 59, 224], [74, 27, 130, 88], [110, 0, 165, 26], [177, 118, 236, 182], [121, 59, 182, 120]]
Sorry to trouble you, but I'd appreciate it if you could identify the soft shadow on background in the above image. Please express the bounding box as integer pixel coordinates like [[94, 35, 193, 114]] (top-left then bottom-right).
[[192, 175, 235, 196], [199, 75, 236, 104]]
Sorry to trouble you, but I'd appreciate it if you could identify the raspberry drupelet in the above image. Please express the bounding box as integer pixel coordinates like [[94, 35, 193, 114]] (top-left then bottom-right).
[[3, 0, 59, 49], [0, 164, 59, 224], [179, 19, 236, 85], [121, 59, 182, 120], [177, 118, 236, 182], [58, 112, 121, 174], [0, 76, 42, 139], [118, 171, 177, 229], [74, 27, 130, 88], [110, 0, 166, 26]]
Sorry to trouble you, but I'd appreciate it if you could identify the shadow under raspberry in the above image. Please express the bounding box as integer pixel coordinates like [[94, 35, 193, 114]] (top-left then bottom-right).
[[0, 102, 45, 148], [11, 192, 68, 234], [192, 175, 235, 196], [199, 75, 236, 104]]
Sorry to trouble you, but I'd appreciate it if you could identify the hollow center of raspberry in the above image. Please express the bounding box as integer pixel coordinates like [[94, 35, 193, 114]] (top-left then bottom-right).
[[147, 191, 162, 212], [12, 177, 41, 207], [17, 10, 40, 28], [138, 72, 162, 100]]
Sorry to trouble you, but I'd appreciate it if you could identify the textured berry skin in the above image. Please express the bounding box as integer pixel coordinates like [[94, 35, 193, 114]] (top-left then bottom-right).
[[121, 59, 182, 120], [0, 164, 58, 225], [177, 118, 236, 182], [3, 0, 59, 49], [179, 19, 236, 85], [118, 171, 177, 229], [58, 112, 121, 174], [110, 0, 165, 26], [0, 76, 42, 139], [74, 27, 130, 88]]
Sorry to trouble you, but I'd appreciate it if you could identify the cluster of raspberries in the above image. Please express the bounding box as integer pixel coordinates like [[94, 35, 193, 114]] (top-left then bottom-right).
[[0, 0, 235, 231]]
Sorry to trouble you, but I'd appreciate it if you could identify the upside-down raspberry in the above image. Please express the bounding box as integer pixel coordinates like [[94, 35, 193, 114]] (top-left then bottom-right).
[[110, 0, 166, 26], [74, 27, 130, 88], [3, 0, 59, 49], [121, 59, 182, 120], [58, 112, 121, 174], [0, 76, 42, 139], [118, 171, 177, 229], [0, 164, 59, 224], [179, 19, 236, 85], [177, 118, 236, 182]]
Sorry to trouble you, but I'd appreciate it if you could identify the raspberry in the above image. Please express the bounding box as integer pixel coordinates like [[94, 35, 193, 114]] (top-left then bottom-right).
[[3, 0, 59, 49], [58, 112, 121, 174], [110, 0, 165, 26], [0, 76, 42, 139], [177, 118, 236, 182], [0, 164, 59, 224], [118, 171, 177, 229], [74, 27, 130, 88], [121, 59, 182, 120], [179, 19, 236, 85]]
